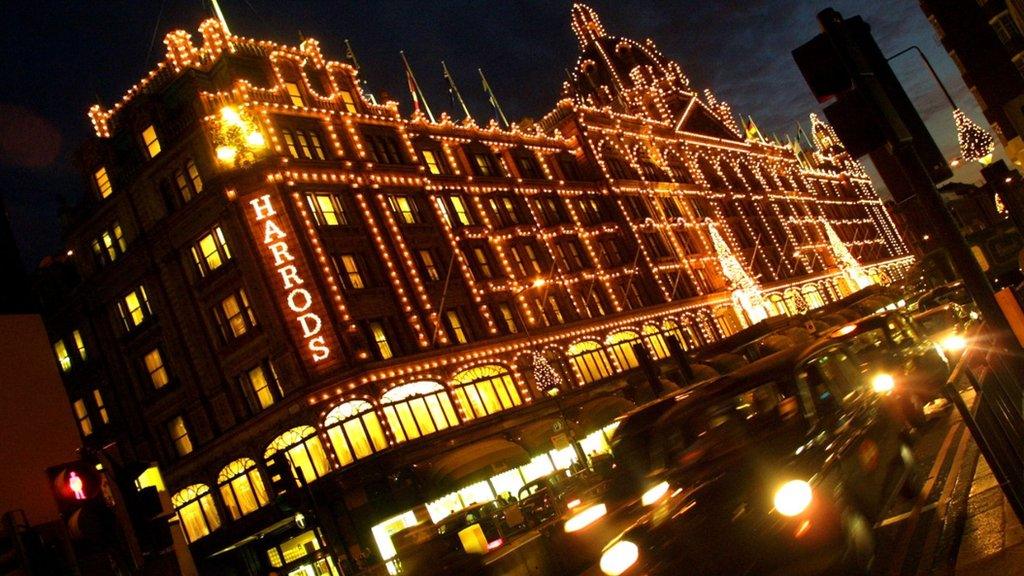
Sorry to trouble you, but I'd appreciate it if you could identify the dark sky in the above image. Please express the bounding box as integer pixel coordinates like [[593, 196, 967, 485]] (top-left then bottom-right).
[[0, 0, 995, 269]]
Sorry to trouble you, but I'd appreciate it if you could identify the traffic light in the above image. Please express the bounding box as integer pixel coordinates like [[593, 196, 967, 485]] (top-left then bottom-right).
[[46, 461, 114, 541]]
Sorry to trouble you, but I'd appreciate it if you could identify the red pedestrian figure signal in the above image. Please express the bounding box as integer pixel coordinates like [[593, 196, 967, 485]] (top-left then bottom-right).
[[69, 471, 86, 500]]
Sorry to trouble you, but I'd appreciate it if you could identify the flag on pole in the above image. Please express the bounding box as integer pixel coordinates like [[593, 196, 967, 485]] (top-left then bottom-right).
[[743, 116, 763, 142], [479, 68, 509, 128], [442, 61, 473, 121], [401, 51, 436, 122]]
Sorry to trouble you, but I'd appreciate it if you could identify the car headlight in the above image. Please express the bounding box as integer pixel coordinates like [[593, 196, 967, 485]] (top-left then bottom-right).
[[641, 481, 670, 506], [871, 373, 895, 394], [600, 540, 639, 575], [773, 480, 813, 517], [941, 335, 967, 352], [564, 503, 607, 533]]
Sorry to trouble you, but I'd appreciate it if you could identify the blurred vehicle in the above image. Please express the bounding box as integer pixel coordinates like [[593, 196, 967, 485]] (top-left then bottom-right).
[[517, 468, 602, 527], [912, 281, 975, 315], [826, 311, 950, 426], [595, 343, 919, 576], [912, 303, 971, 362]]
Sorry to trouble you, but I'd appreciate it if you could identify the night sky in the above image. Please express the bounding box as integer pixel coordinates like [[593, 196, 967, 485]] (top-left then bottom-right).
[[0, 0, 997, 269]]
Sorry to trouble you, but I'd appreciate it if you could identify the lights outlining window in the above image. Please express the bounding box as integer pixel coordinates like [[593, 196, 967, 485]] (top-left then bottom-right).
[[174, 159, 203, 202], [72, 330, 86, 361], [365, 133, 403, 165], [606, 331, 641, 370], [369, 322, 393, 360], [445, 310, 469, 344], [452, 365, 521, 420], [568, 340, 614, 384], [420, 149, 446, 175], [306, 193, 349, 226], [280, 129, 326, 160], [215, 290, 257, 341], [472, 247, 494, 279], [380, 381, 459, 443], [117, 286, 151, 331], [336, 254, 366, 289], [447, 195, 475, 226], [324, 400, 388, 466], [94, 167, 113, 198], [92, 389, 109, 424], [191, 226, 232, 277], [54, 339, 71, 372], [264, 426, 331, 484], [171, 485, 221, 542], [242, 363, 280, 411], [497, 303, 518, 333], [472, 152, 498, 176], [643, 325, 670, 359], [91, 222, 128, 265], [73, 399, 92, 436], [418, 250, 440, 281], [168, 415, 193, 456], [142, 125, 161, 158], [144, 348, 170, 389], [339, 90, 358, 113], [285, 81, 304, 107], [217, 458, 269, 520], [388, 195, 421, 224]]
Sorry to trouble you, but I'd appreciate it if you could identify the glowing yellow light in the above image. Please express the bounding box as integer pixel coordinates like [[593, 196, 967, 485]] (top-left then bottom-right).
[[941, 335, 966, 352], [220, 105, 243, 125], [246, 131, 266, 148], [773, 480, 812, 517], [564, 503, 607, 533], [600, 540, 639, 576], [831, 324, 857, 338], [871, 373, 895, 394], [641, 481, 670, 506], [216, 145, 238, 163]]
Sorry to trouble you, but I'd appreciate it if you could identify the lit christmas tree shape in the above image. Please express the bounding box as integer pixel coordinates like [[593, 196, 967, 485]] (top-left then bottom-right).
[[822, 220, 873, 289], [532, 351, 563, 395], [954, 108, 995, 164], [706, 218, 768, 323]]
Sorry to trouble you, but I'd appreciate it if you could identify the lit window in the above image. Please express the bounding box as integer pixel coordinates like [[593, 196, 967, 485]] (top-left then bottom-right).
[[380, 381, 459, 443], [448, 195, 474, 226], [497, 303, 517, 333], [472, 247, 493, 279], [418, 250, 440, 282], [264, 426, 330, 484], [92, 389, 109, 424], [606, 331, 641, 370], [174, 159, 203, 202], [445, 310, 468, 344], [168, 415, 193, 456], [307, 131, 326, 160], [217, 458, 269, 520], [339, 90, 358, 113], [546, 295, 565, 324], [282, 129, 299, 158], [216, 290, 257, 340], [117, 286, 151, 331], [643, 325, 670, 359], [144, 348, 170, 389], [191, 226, 232, 277], [94, 167, 113, 198], [388, 195, 420, 224], [452, 365, 521, 420], [73, 399, 92, 436], [472, 153, 497, 176], [337, 254, 366, 289], [72, 330, 86, 361], [171, 485, 220, 542], [243, 363, 279, 411], [142, 125, 161, 158], [567, 340, 614, 384], [369, 322, 393, 359], [420, 149, 445, 175], [285, 82, 304, 107], [91, 222, 128, 265], [324, 400, 388, 466], [54, 339, 71, 372], [307, 193, 348, 226]]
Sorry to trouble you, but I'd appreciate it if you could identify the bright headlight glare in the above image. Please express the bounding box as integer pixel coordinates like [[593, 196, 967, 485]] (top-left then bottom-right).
[[871, 373, 895, 394], [641, 481, 670, 506], [941, 335, 967, 352], [600, 540, 639, 575], [564, 503, 607, 533], [774, 480, 813, 517]]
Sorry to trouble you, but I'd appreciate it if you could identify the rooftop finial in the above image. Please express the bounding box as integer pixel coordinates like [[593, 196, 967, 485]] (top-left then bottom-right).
[[570, 4, 605, 49]]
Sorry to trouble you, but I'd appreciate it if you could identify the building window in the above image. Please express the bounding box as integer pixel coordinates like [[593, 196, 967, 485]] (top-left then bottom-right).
[[445, 310, 469, 344], [557, 240, 588, 271], [324, 400, 388, 466], [242, 362, 280, 411], [144, 348, 170, 389], [445, 194, 475, 226], [489, 197, 521, 227], [471, 152, 499, 176], [544, 296, 565, 325], [418, 250, 441, 282], [567, 340, 614, 384], [339, 90, 358, 113], [72, 330, 86, 361], [92, 389, 109, 424], [171, 485, 221, 543], [365, 133, 403, 165], [388, 195, 421, 224], [559, 157, 581, 180], [600, 238, 624, 267], [264, 426, 330, 484], [471, 247, 494, 279], [174, 159, 203, 202], [497, 303, 518, 333], [515, 155, 542, 179], [91, 222, 128, 265], [117, 286, 151, 331], [73, 399, 92, 436], [281, 129, 326, 160], [420, 149, 447, 175], [54, 339, 72, 372], [452, 365, 522, 420], [142, 125, 161, 158], [191, 226, 232, 277], [306, 193, 349, 226], [643, 325, 670, 359], [168, 416, 193, 456], [335, 254, 366, 289], [285, 81, 304, 107], [511, 244, 542, 276], [217, 458, 269, 520], [991, 11, 1024, 47], [380, 381, 459, 443], [94, 167, 113, 198], [369, 322, 393, 360], [215, 290, 257, 341]]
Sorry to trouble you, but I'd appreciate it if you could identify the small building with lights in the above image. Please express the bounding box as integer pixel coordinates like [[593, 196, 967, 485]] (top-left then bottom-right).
[[40, 4, 913, 574]]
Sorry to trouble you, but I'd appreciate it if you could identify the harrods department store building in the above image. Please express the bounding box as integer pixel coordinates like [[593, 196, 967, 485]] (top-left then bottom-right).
[[40, 4, 913, 574]]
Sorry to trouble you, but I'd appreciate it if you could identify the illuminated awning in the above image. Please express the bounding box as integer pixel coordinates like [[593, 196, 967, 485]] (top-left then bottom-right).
[[420, 439, 530, 499], [573, 396, 634, 436]]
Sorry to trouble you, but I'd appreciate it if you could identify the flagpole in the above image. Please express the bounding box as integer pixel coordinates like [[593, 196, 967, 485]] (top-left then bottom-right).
[[478, 68, 510, 128], [211, 0, 231, 34], [401, 51, 436, 123], [442, 61, 473, 121]]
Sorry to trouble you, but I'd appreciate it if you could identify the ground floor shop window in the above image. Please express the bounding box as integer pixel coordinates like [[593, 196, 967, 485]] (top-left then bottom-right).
[[264, 426, 331, 484], [324, 400, 388, 466], [171, 484, 221, 542], [606, 330, 641, 370], [567, 340, 614, 384], [451, 365, 522, 420], [381, 381, 459, 443], [217, 458, 269, 520]]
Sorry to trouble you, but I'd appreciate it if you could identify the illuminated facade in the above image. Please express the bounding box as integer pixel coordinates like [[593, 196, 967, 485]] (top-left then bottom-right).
[[44, 5, 911, 573]]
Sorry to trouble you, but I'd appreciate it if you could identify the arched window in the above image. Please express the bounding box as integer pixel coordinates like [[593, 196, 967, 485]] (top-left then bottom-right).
[[324, 400, 388, 466], [380, 381, 459, 443], [783, 289, 803, 316], [452, 365, 522, 420], [567, 340, 614, 384], [264, 426, 330, 484], [767, 293, 788, 317], [642, 325, 670, 359], [217, 458, 269, 520], [171, 484, 221, 542], [677, 319, 703, 350], [714, 307, 742, 337], [606, 331, 641, 370], [662, 319, 685, 349], [802, 284, 825, 310]]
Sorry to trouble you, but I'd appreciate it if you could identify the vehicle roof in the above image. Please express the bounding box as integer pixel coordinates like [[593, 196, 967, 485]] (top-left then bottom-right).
[[912, 303, 957, 319]]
